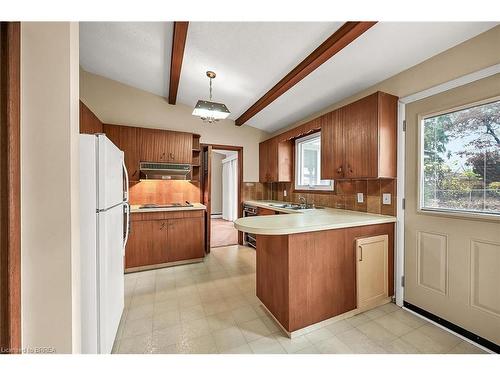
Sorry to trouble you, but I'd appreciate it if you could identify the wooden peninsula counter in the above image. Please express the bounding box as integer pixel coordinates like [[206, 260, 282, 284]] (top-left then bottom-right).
[[234, 201, 396, 337]]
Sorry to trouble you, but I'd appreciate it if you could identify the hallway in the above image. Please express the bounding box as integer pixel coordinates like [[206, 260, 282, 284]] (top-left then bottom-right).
[[210, 218, 238, 248]]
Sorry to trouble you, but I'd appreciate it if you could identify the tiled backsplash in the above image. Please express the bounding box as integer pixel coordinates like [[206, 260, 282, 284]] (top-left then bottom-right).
[[242, 179, 397, 216], [129, 180, 201, 205]]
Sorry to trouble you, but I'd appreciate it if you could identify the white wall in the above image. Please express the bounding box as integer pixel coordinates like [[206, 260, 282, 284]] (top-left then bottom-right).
[[21, 22, 80, 353], [79, 70, 269, 182], [211, 152, 224, 215]]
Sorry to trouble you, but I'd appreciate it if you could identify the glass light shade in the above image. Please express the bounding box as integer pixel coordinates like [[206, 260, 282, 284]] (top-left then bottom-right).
[[192, 100, 230, 120]]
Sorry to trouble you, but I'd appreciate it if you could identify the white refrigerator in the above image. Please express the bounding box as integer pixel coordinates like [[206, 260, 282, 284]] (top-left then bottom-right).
[[80, 134, 130, 354]]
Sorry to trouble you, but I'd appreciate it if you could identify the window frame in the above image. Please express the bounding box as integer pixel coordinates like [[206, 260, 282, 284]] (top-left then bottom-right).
[[417, 96, 500, 220], [294, 131, 334, 192]]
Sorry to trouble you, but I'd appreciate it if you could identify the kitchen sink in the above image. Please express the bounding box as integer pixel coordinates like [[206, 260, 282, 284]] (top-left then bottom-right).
[[268, 203, 324, 210]]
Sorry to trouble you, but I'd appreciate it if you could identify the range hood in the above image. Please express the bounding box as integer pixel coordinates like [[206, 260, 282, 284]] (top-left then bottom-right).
[[139, 162, 192, 180]]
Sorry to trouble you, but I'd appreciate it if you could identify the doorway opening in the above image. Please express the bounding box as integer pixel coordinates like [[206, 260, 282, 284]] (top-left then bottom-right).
[[201, 144, 243, 252], [211, 149, 239, 248]]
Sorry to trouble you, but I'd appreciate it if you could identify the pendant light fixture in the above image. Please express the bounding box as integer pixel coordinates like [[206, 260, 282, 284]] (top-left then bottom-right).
[[192, 71, 230, 123]]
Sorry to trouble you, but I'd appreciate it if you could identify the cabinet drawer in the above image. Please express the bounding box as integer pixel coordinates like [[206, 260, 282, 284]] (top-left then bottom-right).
[[131, 209, 204, 221]]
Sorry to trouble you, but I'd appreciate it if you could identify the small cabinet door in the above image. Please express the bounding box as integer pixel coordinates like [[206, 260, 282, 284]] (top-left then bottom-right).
[[343, 93, 379, 178], [167, 217, 204, 262], [356, 234, 388, 309], [257, 207, 277, 215], [125, 220, 167, 268], [169, 132, 192, 164], [139, 128, 169, 162], [320, 110, 344, 180], [259, 141, 270, 183], [104, 124, 141, 181]]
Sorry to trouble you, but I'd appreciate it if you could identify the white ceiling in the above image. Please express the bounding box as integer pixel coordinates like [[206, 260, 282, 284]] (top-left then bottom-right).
[[80, 22, 173, 97], [177, 22, 343, 120], [79, 22, 497, 133], [248, 22, 498, 131]]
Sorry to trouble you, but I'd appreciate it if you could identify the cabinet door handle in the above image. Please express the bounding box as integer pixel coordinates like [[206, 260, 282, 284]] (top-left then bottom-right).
[[359, 245, 363, 261], [337, 166, 343, 174]]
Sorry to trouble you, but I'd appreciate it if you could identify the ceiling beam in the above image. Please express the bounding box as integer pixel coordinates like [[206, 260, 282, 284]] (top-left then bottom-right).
[[168, 21, 189, 105], [235, 21, 377, 126]]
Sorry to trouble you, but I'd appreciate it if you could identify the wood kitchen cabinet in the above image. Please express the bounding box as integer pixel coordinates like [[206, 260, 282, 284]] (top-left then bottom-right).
[[259, 138, 292, 183], [321, 91, 398, 179], [257, 207, 277, 215], [79, 101, 103, 134], [103, 124, 141, 181], [139, 128, 192, 164], [167, 216, 205, 262], [125, 210, 205, 271]]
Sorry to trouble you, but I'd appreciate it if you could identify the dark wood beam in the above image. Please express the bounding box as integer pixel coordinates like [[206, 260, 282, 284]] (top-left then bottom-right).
[[168, 21, 189, 105], [235, 21, 377, 126]]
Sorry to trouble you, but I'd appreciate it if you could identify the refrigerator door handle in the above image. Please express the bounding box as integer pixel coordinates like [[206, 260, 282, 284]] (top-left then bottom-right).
[[122, 160, 129, 201], [123, 202, 130, 254]]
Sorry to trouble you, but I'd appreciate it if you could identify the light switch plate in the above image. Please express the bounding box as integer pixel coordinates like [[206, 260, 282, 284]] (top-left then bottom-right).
[[357, 193, 364, 203], [383, 193, 391, 205], [283, 190, 287, 197]]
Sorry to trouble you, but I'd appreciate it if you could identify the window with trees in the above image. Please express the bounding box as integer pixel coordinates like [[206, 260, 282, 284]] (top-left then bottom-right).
[[421, 98, 499, 216], [295, 132, 333, 191]]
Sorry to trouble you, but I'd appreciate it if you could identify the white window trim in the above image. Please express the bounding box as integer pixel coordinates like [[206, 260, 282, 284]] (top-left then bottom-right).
[[417, 97, 500, 221], [294, 132, 333, 191]]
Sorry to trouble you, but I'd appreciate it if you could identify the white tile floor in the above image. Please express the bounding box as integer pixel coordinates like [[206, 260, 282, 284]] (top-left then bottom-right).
[[112, 245, 486, 354]]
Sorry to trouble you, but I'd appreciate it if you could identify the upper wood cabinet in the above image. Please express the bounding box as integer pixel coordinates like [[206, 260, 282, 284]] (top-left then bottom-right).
[[321, 91, 398, 179], [259, 138, 292, 183], [79, 101, 103, 134], [139, 128, 192, 164], [103, 124, 141, 181]]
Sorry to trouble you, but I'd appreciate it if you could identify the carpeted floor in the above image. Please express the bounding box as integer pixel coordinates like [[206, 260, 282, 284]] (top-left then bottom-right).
[[211, 218, 239, 248]]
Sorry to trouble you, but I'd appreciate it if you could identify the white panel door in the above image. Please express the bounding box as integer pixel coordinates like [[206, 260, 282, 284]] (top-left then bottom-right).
[[404, 75, 500, 346], [98, 135, 125, 209], [98, 204, 125, 354]]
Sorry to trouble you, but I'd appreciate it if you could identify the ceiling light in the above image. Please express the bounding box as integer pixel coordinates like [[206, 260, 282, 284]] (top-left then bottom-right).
[[192, 71, 230, 123]]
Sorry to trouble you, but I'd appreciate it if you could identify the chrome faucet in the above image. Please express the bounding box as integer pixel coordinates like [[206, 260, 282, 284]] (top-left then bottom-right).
[[298, 195, 307, 209]]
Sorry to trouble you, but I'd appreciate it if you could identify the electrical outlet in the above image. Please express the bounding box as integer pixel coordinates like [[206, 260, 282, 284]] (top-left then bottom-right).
[[283, 189, 287, 197], [357, 193, 364, 203], [383, 193, 391, 205]]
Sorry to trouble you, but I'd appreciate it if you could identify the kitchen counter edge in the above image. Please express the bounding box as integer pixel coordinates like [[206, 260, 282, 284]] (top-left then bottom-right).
[[130, 203, 207, 213]]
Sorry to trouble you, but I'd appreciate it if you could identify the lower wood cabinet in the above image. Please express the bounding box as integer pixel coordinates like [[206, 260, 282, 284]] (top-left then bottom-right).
[[167, 216, 205, 262], [356, 234, 389, 309], [257, 207, 278, 215], [125, 210, 205, 270]]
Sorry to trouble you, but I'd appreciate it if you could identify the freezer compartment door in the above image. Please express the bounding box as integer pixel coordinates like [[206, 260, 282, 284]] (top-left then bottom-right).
[[97, 135, 125, 209], [97, 204, 125, 354]]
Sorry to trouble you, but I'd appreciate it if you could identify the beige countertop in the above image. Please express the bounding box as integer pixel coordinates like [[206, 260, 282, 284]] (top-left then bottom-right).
[[234, 200, 396, 235], [131, 203, 206, 213]]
